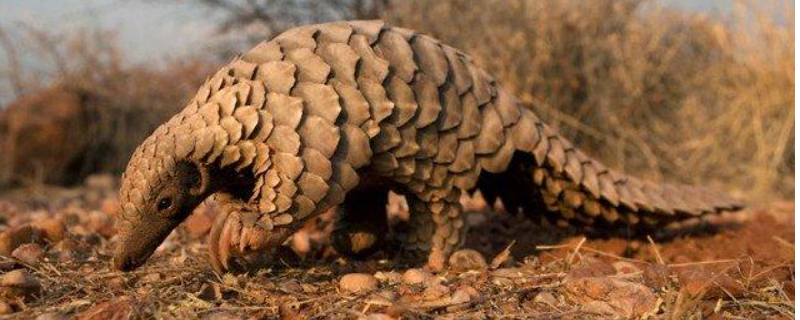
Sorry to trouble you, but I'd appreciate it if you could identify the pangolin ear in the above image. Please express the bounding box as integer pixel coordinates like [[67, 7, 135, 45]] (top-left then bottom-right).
[[191, 164, 210, 196], [179, 161, 209, 196]]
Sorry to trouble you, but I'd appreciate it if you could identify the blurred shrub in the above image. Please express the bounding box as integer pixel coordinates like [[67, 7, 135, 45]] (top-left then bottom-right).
[[0, 29, 211, 186], [385, 0, 794, 201]]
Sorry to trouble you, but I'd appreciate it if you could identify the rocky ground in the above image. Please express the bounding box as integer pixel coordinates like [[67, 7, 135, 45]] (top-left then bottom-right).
[[0, 175, 794, 319]]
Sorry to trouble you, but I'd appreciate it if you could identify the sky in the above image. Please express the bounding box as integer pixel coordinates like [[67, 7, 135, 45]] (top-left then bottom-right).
[[0, 0, 214, 63], [0, 0, 741, 64]]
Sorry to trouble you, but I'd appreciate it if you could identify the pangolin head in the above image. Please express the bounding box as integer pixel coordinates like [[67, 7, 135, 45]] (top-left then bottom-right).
[[114, 126, 212, 271]]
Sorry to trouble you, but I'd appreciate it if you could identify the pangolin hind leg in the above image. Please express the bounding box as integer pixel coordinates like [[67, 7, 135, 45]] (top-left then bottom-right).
[[330, 186, 390, 258], [401, 190, 467, 271]]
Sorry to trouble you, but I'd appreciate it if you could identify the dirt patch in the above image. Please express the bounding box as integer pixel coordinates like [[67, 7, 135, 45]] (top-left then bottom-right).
[[0, 179, 794, 319]]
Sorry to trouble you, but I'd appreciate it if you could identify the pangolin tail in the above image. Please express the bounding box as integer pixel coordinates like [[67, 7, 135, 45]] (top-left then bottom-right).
[[477, 108, 743, 230]]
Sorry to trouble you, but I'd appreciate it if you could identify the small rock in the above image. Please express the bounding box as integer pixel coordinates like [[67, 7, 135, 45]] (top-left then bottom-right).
[[291, 231, 311, 255], [422, 282, 451, 300], [278, 279, 303, 293], [88, 211, 116, 238], [197, 283, 223, 301], [139, 273, 162, 284], [74, 297, 137, 320], [100, 198, 121, 217], [567, 258, 616, 279], [0, 301, 13, 315], [50, 238, 82, 262], [1, 269, 42, 300], [491, 267, 525, 279], [366, 313, 394, 320], [457, 285, 480, 299], [612, 261, 641, 274], [564, 277, 661, 319], [448, 249, 488, 272], [278, 302, 304, 320], [642, 264, 670, 289], [0, 225, 44, 255], [12, 243, 45, 264], [534, 291, 559, 306], [85, 174, 116, 191], [34, 219, 67, 242], [36, 312, 70, 320], [204, 312, 244, 320], [402, 268, 433, 285], [450, 289, 472, 304], [678, 269, 710, 297], [108, 277, 128, 290], [370, 290, 397, 303], [491, 267, 526, 286], [374, 271, 402, 283], [678, 269, 746, 299], [339, 273, 379, 293]]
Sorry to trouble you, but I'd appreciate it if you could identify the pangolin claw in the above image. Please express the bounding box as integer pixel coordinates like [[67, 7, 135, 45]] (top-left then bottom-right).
[[209, 208, 276, 274]]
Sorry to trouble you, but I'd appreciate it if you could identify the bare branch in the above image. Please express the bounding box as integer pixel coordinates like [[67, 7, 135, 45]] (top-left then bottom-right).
[[0, 24, 25, 99]]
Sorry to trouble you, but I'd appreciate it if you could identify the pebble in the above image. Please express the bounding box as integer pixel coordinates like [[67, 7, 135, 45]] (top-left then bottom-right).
[[422, 282, 450, 300], [456, 285, 479, 299], [491, 268, 525, 278], [197, 283, 223, 301], [339, 273, 379, 293], [371, 290, 397, 303], [36, 312, 70, 320], [564, 277, 661, 319], [50, 238, 81, 262], [278, 279, 303, 293], [448, 249, 488, 272], [0, 301, 13, 315], [99, 198, 121, 217], [1, 269, 42, 300], [612, 261, 641, 274], [366, 313, 394, 320], [12, 243, 45, 264], [678, 269, 745, 298], [88, 211, 115, 238], [373, 271, 402, 283], [278, 302, 304, 320], [566, 258, 616, 279], [291, 231, 311, 255], [34, 219, 67, 242], [450, 289, 472, 304], [534, 291, 559, 306], [0, 224, 44, 255], [73, 297, 136, 320], [139, 273, 162, 284], [642, 264, 670, 289], [491, 268, 525, 286], [402, 268, 433, 285], [203, 312, 244, 320]]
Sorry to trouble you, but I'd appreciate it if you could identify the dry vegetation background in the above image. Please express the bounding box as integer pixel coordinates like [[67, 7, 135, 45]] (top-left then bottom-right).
[[0, 0, 793, 203]]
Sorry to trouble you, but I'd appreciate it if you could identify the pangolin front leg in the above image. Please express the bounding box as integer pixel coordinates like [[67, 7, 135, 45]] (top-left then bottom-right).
[[208, 194, 295, 273]]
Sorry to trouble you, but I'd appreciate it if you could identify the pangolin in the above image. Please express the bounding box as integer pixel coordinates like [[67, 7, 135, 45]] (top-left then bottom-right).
[[113, 20, 742, 273]]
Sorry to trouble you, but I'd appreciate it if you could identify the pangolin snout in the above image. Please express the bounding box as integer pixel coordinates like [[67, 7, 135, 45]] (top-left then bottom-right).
[[114, 218, 177, 271]]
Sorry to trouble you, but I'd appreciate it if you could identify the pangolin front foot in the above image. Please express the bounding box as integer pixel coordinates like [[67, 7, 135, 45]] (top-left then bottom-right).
[[208, 197, 293, 274]]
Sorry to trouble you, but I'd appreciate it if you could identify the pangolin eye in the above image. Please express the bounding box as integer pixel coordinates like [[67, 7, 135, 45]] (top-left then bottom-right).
[[157, 198, 173, 211]]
